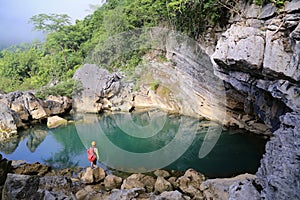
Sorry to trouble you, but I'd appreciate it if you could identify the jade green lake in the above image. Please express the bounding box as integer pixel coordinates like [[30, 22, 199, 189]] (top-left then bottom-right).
[[0, 110, 266, 178]]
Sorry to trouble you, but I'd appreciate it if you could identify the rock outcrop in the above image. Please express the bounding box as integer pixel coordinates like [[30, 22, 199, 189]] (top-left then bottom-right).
[[73, 64, 134, 114], [0, 91, 72, 140], [210, 1, 300, 199]]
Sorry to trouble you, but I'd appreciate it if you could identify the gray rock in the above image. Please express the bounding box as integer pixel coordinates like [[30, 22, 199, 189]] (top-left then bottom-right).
[[121, 173, 156, 193], [73, 64, 133, 113], [213, 24, 265, 70], [3, 173, 75, 200], [228, 178, 260, 200], [154, 169, 171, 178], [0, 102, 19, 139], [108, 188, 146, 200], [200, 174, 257, 200], [152, 190, 184, 200], [258, 3, 277, 20], [256, 112, 300, 200], [285, 0, 300, 13]]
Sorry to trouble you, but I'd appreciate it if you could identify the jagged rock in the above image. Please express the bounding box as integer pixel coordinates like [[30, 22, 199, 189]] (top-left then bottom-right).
[[45, 95, 72, 115], [200, 173, 257, 200], [109, 188, 146, 200], [11, 162, 51, 176], [103, 174, 123, 190], [121, 173, 156, 193], [154, 169, 171, 178], [285, 0, 300, 13], [80, 167, 106, 184], [154, 176, 173, 193], [228, 178, 260, 200], [47, 116, 68, 129], [256, 112, 300, 200], [0, 154, 12, 185], [0, 102, 19, 140], [3, 173, 75, 200], [258, 3, 277, 20], [152, 190, 184, 200], [213, 24, 265, 70], [176, 169, 205, 199], [263, 30, 297, 80]]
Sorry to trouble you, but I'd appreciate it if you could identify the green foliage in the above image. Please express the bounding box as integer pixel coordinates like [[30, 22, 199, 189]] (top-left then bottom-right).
[[29, 13, 71, 33], [35, 80, 83, 100], [0, 0, 244, 94], [254, 0, 284, 7]]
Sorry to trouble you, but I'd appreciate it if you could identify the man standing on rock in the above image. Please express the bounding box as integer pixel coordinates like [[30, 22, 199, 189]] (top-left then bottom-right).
[[87, 141, 100, 169]]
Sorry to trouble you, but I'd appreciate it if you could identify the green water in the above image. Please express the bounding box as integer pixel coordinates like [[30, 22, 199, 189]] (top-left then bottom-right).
[[0, 110, 266, 178]]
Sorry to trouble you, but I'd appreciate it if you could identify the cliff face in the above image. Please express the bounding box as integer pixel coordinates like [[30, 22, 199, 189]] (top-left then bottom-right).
[[210, 1, 300, 199]]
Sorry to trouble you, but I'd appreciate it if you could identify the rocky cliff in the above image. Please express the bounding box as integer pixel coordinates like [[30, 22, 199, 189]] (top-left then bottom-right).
[[210, 1, 300, 199]]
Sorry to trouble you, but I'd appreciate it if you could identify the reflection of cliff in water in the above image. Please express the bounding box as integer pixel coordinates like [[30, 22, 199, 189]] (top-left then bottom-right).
[[43, 125, 85, 168]]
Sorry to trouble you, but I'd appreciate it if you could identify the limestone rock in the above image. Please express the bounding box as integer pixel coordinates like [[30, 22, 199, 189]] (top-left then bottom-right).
[[258, 3, 277, 20], [3, 173, 75, 200], [228, 178, 260, 200], [45, 95, 72, 115], [47, 116, 68, 129], [0, 102, 19, 139], [104, 174, 123, 190], [177, 169, 205, 199], [155, 176, 173, 193], [0, 154, 12, 185], [256, 112, 300, 200], [152, 190, 184, 200], [121, 173, 156, 193], [12, 162, 50, 176], [109, 188, 146, 200], [200, 173, 257, 200], [154, 169, 171, 178], [81, 167, 106, 184], [213, 24, 265, 70]]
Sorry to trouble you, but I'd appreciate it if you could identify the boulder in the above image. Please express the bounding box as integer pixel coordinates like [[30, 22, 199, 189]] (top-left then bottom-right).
[[0, 154, 12, 185], [152, 190, 184, 200], [47, 116, 68, 129], [176, 169, 205, 199], [2, 173, 74, 200], [154, 176, 173, 193], [154, 169, 171, 178], [11, 162, 51, 176], [0, 102, 21, 140], [103, 174, 123, 190], [200, 173, 257, 200], [73, 64, 130, 113], [109, 188, 146, 200], [45, 95, 72, 115], [80, 167, 106, 184], [121, 173, 156, 193]]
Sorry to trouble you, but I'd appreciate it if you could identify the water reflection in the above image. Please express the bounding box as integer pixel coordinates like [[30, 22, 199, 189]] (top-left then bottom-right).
[[0, 111, 266, 177]]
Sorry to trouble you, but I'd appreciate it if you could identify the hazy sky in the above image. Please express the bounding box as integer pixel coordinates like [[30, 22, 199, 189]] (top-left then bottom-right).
[[0, 0, 102, 49]]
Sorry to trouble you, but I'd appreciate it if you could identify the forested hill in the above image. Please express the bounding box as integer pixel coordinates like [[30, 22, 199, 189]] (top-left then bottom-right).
[[0, 0, 280, 95]]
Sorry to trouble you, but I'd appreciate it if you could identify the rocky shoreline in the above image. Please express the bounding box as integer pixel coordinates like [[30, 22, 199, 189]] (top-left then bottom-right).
[[1, 155, 259, 200], [0, 1, 299, 199]]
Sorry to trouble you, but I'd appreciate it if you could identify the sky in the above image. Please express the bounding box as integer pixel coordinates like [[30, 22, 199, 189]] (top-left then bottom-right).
[[0, 0, 102, 49]]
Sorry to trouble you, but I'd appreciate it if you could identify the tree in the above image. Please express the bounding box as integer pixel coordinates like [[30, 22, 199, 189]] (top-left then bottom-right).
[[29, 13, 71, 33]]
